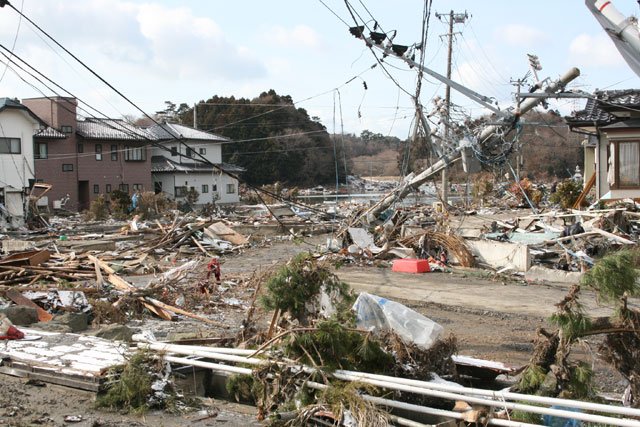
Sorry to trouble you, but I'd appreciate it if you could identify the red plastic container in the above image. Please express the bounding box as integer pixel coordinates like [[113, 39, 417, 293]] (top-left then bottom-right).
[[392, 258, 431, 273]]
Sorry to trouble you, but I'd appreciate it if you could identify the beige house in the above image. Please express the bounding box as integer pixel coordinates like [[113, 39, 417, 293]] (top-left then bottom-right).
[[567, 90, 640, 201]]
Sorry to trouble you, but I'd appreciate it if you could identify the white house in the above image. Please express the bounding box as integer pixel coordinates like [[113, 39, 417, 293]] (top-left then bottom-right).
[[0, 98, 42, 228], [148, 122, 243, 205]]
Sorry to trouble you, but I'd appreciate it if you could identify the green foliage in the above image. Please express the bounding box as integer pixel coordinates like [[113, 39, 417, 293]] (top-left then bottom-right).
[[96, 351, 154, 413], [549, 311, 591, 341], [581, 249, 640, 303], [226, 374, 256, 403], [109, 189, 131, 218], [567, 362, 594, 399], [519, 365, 548, 394], [89, 195, 109, 220], [550, 180, 583, 209], [283, 318, 394, 372], [259, 253, 353, 325]]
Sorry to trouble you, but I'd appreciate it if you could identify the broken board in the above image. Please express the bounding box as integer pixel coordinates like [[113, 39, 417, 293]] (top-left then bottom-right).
[[204, 222, 249, 245], [4, 288, 53, 322]]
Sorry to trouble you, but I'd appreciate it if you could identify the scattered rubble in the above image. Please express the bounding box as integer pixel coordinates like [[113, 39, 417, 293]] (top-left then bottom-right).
[[0, 178, 639, 425]]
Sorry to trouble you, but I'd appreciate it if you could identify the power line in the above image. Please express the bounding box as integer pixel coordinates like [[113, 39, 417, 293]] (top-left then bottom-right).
[[0, 0, 22, 84]]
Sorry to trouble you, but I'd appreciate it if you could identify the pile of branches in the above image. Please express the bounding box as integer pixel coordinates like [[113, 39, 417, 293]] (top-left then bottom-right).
[[518, 249, 640, 406], [229, 253, 458, 423]]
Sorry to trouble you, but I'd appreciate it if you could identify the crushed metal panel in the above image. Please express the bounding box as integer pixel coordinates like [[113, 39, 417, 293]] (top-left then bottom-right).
[[0, 328, 129, 385]]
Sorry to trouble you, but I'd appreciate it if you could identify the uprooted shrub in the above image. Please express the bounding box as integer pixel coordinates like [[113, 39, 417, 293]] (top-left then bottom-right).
[[550, 179, 584, 209], [96, 351, 198, 414], [260, 252, 354, 326], [518, 249, 640, 405], [136, 191, 176, 219]]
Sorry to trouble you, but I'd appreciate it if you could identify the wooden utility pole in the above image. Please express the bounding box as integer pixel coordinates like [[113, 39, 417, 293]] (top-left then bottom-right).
[[436, 10, 468, 205]]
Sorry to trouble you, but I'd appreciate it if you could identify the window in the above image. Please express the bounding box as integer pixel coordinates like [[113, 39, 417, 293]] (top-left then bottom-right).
[[186, 148, 194, 157], [133, 184, 143, 191], [34, 142, 48, 159], [124, 146, 146, 161], [106, 184, 112, 193], [202, 184, 209, 193], [175, 186, 187, 197], [0, 137, 20, 154], [226, 183, 235, 194], [62, 163, 73, 172], [212, 184, 217, 192], [119, 184, 129, 192], [61, 125, 72, 133], [95, 144, 102, 161], [77, 143, 83, 153], [111, 144, 118, 161], [199, 148, 206, 155], [171, 146, 177, 157], [617, 141, 640, 187], [93, 184, 99, 194]]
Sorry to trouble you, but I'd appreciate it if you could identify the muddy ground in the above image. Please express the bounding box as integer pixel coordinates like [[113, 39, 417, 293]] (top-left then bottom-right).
[[0, 232, 630, 426]]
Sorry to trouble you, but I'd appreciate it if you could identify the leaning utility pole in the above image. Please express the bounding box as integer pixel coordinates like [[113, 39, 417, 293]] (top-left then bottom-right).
[[436, 10, 468, 205]]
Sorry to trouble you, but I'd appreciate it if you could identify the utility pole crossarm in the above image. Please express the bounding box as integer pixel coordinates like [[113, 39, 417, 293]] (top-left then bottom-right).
[[363, 36, 507, 118]]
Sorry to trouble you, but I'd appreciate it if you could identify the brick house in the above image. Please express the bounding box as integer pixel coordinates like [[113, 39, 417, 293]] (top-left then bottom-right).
[[25, 97, 152, 211]]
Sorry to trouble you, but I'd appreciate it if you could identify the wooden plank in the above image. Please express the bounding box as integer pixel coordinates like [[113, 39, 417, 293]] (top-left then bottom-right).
[[572, 171, 596, 210], [87, 254, 116, 275], [107, 274, 135, 292], [4, 288, 53, 322], [144, 297, 227, 328]]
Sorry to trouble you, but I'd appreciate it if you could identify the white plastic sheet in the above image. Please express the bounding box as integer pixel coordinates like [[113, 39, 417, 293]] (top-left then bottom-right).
[[353, 292, 443, 350]]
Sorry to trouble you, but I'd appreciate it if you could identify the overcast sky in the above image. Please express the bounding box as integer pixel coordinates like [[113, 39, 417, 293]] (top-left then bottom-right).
[[0, 0, 638, 139]]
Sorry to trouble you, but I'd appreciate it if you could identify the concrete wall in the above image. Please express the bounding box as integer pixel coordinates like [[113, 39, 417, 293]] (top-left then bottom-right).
[[467, 240, 530, 272], [154, 140, 222, 164], [0, 109, 38, 191]]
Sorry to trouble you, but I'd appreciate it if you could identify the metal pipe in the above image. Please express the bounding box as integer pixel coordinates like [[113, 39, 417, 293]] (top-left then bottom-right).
[[141, 342, 640, 421]]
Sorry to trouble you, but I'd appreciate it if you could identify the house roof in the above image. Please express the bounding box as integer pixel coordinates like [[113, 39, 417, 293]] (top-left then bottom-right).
[[34, 126, 67, 139], [151, 155, 244, 174], [77, 118, 154, 141], [146, 122, 230, 143], [567, 89, 640, 126], [0, 97, 46, 125], [600, 118, 640, 131]]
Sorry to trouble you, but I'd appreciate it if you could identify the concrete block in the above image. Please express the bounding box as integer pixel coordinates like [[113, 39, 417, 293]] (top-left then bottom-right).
[[525, 265, 582, 285], [467, 240, 530, 272], [0, 306, 38, 326]]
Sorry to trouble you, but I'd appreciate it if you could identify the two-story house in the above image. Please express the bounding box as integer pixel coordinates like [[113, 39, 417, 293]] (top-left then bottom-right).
[[25, 97, 152, 211], [148, 122, 243, 205], [0, 98, 43, 228], [567, 90, 640, 201]]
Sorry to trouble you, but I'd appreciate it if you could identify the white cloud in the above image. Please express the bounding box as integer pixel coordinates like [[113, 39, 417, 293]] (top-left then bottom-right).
[[262, 25, 322, 49], [493, 24, 549, 47], [568, 33, 625, 68]]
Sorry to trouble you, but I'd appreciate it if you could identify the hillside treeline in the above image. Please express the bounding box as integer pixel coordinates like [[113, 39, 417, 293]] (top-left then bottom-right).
[[157, 92, 582, 186]]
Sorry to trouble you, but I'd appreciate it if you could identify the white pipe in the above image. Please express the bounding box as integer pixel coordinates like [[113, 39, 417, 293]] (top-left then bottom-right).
[[141, 343, 640, 423], [138, 342, 269, 366], [306, 381, 540, 427], [162, 355, 252, 375], [332, 371, 640, 427], [338, 370, 640, 419]]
